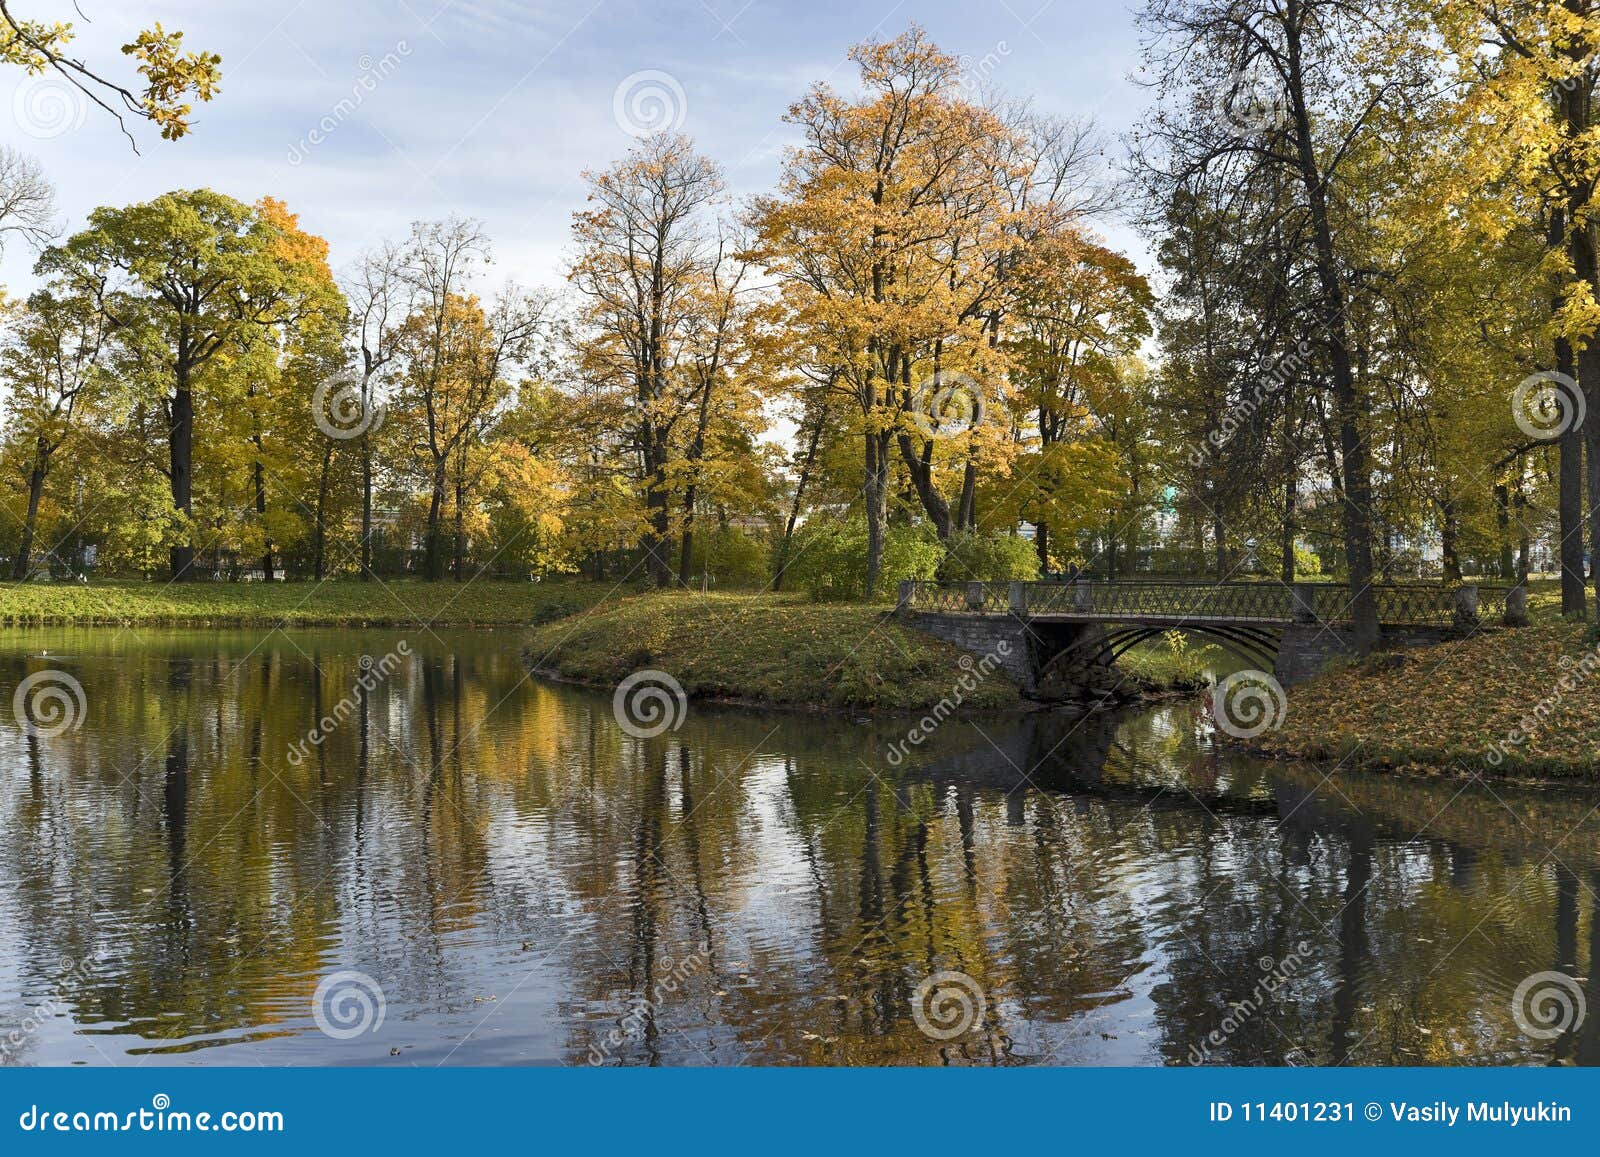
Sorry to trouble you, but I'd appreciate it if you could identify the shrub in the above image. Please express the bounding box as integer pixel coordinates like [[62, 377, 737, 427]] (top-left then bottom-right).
[[782, 516, 941, 600], [937, 531, 1040, 583], [685, 525, 769, 588]]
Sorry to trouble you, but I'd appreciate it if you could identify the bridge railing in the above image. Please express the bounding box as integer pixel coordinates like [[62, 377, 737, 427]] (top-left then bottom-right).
[[900, 578, 1522, 628], [900, 581, 1011, 615], [1022, 579, 1296, 621]]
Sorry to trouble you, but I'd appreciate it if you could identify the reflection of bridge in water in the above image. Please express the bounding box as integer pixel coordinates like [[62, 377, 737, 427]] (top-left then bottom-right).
[[897, 578, 1526, 690]]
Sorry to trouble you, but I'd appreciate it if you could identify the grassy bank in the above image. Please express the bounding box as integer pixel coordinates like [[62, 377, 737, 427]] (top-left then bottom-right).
[[1259, 621, 1600, 778], [0, 579, 614, 627], [525, 591, 1025, 712]]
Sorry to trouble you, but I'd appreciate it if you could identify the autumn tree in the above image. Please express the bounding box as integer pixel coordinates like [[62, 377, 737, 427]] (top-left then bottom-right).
[[0, 2, 219, 144], [0, 289, 112, 576], [391, 218, 549, 581], [569, 134, 724, 587], [40, 190, 343, 579]]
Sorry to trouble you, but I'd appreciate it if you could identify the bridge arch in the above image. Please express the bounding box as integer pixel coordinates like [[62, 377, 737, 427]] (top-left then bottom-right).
[[1034, 622, 1281, 682]]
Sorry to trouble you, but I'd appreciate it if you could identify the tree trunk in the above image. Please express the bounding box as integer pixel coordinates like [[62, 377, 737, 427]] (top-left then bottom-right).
[[313, 441, 334, 582], [773, 408, 823, 592], [1558, 6, 1594, 619], [453, 458, 466, 583], [863, 429, 889, 598], [360, 434, 374, 581], [425, 464, 447, 581], [1280, 469, 1297, 584], [677, 377, 714, 587], [253, 456, 273, 582], [169, 373, 196, 582], [1440, 498, 1461, 583], [1495, 482, 1514, 580], [896, 433, 953, 539], [1284, 18, 1379, 647], [956, 453, 977, 532], [1213, 506, 1226, 579], [1034, 520, 1050, 575], [13, 450, 47, 580]]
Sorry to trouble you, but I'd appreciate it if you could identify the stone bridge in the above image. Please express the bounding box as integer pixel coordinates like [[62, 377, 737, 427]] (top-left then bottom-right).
[[895, 578, 1527, 696]]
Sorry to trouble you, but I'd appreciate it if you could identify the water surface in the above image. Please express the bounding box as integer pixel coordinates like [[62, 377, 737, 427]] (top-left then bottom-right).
[[0, 627, 1596, 1066]]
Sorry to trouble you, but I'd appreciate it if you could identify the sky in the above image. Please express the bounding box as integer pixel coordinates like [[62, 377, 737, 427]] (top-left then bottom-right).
[[1, 0, 1151, 291]]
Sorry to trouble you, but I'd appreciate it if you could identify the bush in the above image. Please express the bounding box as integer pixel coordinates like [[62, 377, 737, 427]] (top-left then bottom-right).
[[937, 531, 1040, 583], [782, 516, 941, 600], [685, 525, 769, 588]]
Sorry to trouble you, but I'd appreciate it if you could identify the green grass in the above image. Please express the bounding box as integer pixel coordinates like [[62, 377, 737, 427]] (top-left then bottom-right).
[[525, 590, 1025, 711], [1259, 620, 1600, 778], [0, 578, 616, 627]]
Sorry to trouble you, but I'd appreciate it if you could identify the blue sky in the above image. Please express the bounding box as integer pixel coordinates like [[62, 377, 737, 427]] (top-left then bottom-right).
[[3, 0, 1149, 289]]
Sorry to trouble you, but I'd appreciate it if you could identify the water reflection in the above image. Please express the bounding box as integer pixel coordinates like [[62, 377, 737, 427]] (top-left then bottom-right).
[[0, 627, 1597, 1066]]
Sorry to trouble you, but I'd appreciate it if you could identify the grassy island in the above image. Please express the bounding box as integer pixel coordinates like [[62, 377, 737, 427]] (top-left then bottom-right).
[[524, 591, 1026, 712]]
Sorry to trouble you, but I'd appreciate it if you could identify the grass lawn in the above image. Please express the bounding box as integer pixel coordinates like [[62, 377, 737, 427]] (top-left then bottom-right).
[[525, 590, 1026, 711], [0, 578, 617, 627], [1259, 620, 1600, 778]]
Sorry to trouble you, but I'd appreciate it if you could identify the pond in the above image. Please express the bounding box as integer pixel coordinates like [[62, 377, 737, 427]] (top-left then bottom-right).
[[0, 627, 1596, 1066]]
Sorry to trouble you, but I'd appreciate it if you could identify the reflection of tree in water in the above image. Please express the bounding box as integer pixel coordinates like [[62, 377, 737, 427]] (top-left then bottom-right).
[[4, 632, 1600, 1065]]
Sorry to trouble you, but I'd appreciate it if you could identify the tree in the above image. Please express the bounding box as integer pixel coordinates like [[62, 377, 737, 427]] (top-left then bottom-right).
[[344, 241, 409, 579], [0, 289, 112, 577], [41, 190, 343, 579], [749, 28, 1018, 594], [391, 218, 549, 581], [1135, 0, 1438, 646], [569, 134, 724, 587], [0, 3, 219, 145]]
